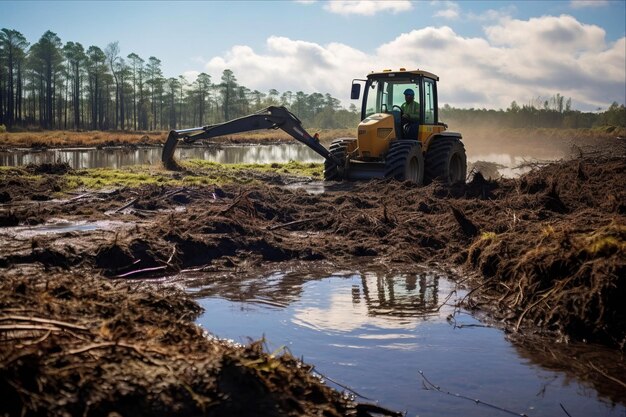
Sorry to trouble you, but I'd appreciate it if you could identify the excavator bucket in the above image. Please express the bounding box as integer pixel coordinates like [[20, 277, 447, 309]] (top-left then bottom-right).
[[162, 131, 182, 170]]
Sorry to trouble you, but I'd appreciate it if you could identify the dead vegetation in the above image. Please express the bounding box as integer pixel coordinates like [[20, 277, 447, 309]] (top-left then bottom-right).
[[0, 128, 355, 150], [0, 130, 165, 148], [1, 152, 624, 348], [0, 144, 625, 415], [464, 156, 626, 349], [1, 271, 389, 417]]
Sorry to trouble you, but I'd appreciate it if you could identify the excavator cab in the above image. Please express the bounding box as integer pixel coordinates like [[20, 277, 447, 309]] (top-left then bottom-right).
[[324, 68, 466, 184], [351, 71, 432, 140], [362, 77, 421, 139]]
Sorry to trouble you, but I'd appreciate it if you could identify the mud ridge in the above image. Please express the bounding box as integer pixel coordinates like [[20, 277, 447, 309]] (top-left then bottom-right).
[[1, 152, 625, 415], [1, 271, 391, 416]]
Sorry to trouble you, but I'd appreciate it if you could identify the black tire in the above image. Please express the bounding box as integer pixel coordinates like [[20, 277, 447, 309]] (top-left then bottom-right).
[[324, 138, 354, 181], [384, 140, 424, 185], [424, 137, 467, 184]]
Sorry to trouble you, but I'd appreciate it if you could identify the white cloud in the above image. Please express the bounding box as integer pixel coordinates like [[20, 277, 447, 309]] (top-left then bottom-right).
[[202, 15, 625, 111], [433, 1, 460, 20], [570, 0, 609, 9], [206, 37, 367, 99], [485, 14, 606, 51], [467, 5, 516, 22], [294, 0, 317, 4], [323, 0, 412, 16]]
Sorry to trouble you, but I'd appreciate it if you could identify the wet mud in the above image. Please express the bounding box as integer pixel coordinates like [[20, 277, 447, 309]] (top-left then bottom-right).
[[0, 270, 380, 417], [1, 144, 625, 415]]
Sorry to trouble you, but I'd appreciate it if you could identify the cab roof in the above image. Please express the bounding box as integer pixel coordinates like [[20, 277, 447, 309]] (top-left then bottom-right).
[[367, 68, 439, 81]]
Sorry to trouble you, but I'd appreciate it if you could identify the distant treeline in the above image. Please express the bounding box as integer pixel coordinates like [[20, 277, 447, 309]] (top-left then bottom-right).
[[0, 28, 624, 133], [441, 96, 626, 130], [0, 29, 359, 132]]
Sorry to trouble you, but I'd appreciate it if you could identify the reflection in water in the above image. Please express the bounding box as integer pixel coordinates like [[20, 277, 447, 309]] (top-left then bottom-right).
[[0, 144, 324, 169], [360, 272, 439, 318], [1, 146, 560, 179], [291, 271, 450, 335], [186, 268, 625, 417], [185, 268, 449, 329], [512, 336, 626, 407]]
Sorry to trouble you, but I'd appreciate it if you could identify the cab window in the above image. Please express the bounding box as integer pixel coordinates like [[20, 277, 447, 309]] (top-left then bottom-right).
[[424, 79, 435, 124], [364, 80, 381, 118], [364, 79, 421, 117], [391, 83, 419, 109]]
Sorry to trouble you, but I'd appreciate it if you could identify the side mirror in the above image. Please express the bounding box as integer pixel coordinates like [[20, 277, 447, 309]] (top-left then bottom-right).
[[350, 83, 361, 100]]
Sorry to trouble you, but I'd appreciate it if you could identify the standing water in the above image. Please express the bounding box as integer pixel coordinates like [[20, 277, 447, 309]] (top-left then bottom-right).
[[0, 144, 324, 169], [182, 267, 625, 417], [0, 144, 562, 178]]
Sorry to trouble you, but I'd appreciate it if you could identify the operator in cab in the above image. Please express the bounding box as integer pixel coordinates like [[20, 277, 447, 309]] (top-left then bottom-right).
[[401, 88, 419, 139]]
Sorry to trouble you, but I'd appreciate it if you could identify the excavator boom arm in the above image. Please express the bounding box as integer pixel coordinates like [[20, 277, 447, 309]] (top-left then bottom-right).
[[162, 106, 338, 167]]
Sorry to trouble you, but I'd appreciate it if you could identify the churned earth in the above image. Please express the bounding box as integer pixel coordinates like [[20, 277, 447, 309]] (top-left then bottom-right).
[[0, 139, 625, 415]]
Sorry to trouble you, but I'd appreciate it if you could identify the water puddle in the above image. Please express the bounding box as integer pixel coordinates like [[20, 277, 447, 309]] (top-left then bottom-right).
[[182, 267, 625, 417], [0, 145, 561, 179], [0, 144, 324, 169], [283, 180, 359, 195], [468, 153, 560, 178], [0, 219, 130, 238]]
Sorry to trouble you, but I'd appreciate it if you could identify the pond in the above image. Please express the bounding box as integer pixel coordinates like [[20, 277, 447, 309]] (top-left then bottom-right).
[[176, 266, 625, 417], [0, 144, 324, 169], [0, 144, 562, 178]]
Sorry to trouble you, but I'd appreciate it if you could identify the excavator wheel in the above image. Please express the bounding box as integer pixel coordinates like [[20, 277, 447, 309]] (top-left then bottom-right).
[[384, 140, 424, 185], [424, 137, 467, 184], [324, 138, 354, 181]]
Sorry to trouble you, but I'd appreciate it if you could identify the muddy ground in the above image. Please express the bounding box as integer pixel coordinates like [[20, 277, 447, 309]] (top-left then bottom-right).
[[1, 142, 625, 415]]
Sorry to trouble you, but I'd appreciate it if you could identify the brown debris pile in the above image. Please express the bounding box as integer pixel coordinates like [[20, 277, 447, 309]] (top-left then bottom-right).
[[1, 155, 624, 350], [465, 157, 626, 349], [0, 151, 625, 415], [0, 271, 384, 417]]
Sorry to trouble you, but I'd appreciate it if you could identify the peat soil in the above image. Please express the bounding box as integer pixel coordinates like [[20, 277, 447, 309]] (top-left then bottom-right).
[[1, 146, 625, 415]]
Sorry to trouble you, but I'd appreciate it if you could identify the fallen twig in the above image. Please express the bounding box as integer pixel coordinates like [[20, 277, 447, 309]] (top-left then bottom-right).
[[311, 366, 374, 401], [355, 403, 404, 417], [435, 289, 457, 312], [220, 196, 242, 214], [114, 198, 138, 213], [166, 244, 177, 265], [267, 217, 319, 231], [560, 403, 573, 417], [0, 315, 88, 331], [588, 361, 626, 389], [418, 370, 529, 417], [66, 341, 171, 369], [0, 324, 62, 332], [115, 265, 168, 279], [61, 192, 91, 204]]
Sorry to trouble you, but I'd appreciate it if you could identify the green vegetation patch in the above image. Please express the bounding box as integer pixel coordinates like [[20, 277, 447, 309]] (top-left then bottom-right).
[[66, 167, 170, 189], [61, 161, 322, 191], [185, 159, 323, 178], [577, 223, 626, 257]]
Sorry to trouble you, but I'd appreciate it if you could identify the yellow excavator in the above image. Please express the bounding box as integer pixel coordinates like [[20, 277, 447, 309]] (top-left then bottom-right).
[[162, 68, 466, 185]]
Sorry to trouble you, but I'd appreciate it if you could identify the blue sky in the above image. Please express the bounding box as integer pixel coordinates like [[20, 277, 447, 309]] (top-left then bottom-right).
[[2, 0, 625, 111]]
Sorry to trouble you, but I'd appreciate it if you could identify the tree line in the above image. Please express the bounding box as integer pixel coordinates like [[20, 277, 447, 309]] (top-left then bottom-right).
[[441, 95, 625, 129], [0, 28, 359, 132], [1, 28, 624, 133]]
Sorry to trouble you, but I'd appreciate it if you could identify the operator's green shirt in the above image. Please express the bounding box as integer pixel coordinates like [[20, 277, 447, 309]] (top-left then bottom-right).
[[401, 101, 420, 122]]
